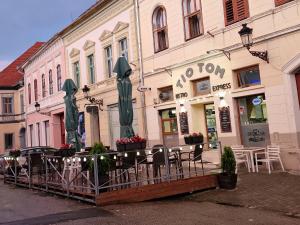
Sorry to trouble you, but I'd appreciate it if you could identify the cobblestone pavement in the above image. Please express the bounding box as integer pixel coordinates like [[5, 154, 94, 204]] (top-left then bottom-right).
[[1, 172, 300, 225]]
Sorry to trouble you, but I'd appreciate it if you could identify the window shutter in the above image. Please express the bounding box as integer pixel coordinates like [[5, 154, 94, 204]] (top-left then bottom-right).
[[224, 0, 249, 25], [275, 0, 293, 7]]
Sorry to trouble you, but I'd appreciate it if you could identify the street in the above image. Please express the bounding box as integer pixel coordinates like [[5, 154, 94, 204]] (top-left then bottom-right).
[[1, 173, 300, 225]]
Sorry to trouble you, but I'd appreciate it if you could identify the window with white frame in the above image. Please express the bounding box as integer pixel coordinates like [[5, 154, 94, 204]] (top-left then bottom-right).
[[2, 97, 13, 114], [57, 65, 62, 91], [73, 61, 80, 88], [105, 45, 113, 78], [49, 70, 53, 95], [152, 6, 168, 53], [87, 54, 95, 84], [119, 38, 128, 60], [42, 74, 46, 98]]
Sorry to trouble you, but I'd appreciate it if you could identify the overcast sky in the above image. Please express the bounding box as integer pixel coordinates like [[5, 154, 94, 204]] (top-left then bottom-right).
[[0, 0, 95, 70]]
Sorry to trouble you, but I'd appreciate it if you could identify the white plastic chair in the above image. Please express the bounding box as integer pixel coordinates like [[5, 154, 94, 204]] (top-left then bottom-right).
[[231, 145, 251, 173], [255, 145, 285, 174]]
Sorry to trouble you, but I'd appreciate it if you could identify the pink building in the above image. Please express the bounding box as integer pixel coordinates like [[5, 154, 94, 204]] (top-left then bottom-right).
[[22, 37, 67, 148]]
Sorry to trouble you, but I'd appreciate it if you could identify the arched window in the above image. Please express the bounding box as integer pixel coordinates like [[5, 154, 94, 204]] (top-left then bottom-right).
[[182, 0, 203, 40], [42, 74, 46, 98], [49, 70, 53, 95], [28, 83, 31, 104], [152, 6, 168, 53], [34, 79, 38, 101], [57, 65, 62, 91]]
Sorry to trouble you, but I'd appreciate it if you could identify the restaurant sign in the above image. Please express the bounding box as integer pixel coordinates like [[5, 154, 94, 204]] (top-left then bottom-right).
[[177, 62, 226, 89]]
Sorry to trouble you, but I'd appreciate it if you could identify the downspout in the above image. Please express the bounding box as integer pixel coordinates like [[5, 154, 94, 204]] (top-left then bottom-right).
[[134, 0, 148, 141]]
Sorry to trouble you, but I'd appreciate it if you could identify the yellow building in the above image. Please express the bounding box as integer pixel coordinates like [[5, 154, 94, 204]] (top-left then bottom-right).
[[138, 0, 300, 170], [0, 42, 43, 154]]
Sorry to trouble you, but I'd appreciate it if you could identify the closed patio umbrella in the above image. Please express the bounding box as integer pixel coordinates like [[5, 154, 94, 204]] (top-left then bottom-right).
[[113, 57, 135, 138], [62, 79, 81, 152]]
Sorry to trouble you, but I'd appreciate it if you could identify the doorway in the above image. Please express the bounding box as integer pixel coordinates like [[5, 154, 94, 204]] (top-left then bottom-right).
[[160, 108, 179, 147], [237, 94, 270, 147], [204, 104, 218, 144], [19, 128, 26, 148]]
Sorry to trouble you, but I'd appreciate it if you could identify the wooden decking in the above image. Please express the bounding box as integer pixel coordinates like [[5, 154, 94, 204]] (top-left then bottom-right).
[[96, 174, 218, 206]]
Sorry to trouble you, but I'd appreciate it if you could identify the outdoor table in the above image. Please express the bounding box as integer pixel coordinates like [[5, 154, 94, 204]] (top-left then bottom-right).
[[234, 147, 266, 172]]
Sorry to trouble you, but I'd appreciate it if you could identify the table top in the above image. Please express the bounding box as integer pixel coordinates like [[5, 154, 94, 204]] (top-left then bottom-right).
[[233, 147, 266, 152]]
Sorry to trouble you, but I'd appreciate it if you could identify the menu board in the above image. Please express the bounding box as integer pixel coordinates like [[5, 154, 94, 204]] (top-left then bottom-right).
[[179, 112, 189, 135], [219, 107, 232, 133]]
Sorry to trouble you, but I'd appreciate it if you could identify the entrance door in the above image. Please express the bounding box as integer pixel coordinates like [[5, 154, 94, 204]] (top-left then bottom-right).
[[19, 128, 26, 148], [237, 94, 270, 147], [87, 106, 100, 146], [160, 109, 179, 147], [204, 104, 218, 144], [59, 114, 65, 145]]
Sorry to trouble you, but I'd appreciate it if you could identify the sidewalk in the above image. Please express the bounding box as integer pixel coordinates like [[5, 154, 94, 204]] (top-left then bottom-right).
[[186, 171, 300, 217]]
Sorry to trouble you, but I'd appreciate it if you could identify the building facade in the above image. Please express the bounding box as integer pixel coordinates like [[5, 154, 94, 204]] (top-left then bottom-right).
[[138, 0, 300, 170], [61, 0, 145, 149], [0, 42, 43, 154], [22, 38, 67, 148]]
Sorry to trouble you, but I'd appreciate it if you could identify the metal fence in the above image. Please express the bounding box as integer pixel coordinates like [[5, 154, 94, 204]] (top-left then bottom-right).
[[0, 142, 222, 204]]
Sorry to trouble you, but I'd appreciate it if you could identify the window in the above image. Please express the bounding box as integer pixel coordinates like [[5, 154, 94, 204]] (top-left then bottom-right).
[[236, 65, 261, 88], [42, 74, 46, 98], [275, 0, 294, 6], [105, 45, 113, 77], [119, 38, 128, 60], [49, 70, 53, 95], [193, 77, 211, 96], [44, 120, 50, 146], [4, 133, 13, 150], [20, 94, 24, 114], [34, 79, 38, 101], [87, 54, 95, 84], [37, 123, 41, 146], [29, 125, 33, 147], [73, 61, 80, 88], [28, 83, 31, 104], [152, 6, 168, 53], [158, 86, 174, 103], [182, 0, 203, 40], [223, 0, 249, 26], [2, 97, 13, 114], [57, 65, 62, 91]]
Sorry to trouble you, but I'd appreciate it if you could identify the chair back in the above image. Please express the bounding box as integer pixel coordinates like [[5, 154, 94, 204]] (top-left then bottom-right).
[[152, 145, 166, 166], [193, 144, 203, 161], [266, 145, 280, 159]]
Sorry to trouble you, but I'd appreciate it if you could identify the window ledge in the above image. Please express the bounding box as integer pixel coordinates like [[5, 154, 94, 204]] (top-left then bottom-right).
[[231, 85, 265, 94]]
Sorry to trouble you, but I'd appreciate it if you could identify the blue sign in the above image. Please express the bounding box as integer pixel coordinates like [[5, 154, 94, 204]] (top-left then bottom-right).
[[252, 97, 262, 106]]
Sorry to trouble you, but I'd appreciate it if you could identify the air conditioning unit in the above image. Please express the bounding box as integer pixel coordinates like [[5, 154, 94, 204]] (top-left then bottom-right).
[[159, 92, 170, 101]]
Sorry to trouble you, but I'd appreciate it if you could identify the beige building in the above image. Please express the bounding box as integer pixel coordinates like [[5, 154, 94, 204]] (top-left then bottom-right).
[[138, 0, 300, 170], [61, 0, 146, 149], [0, 42, 44, 154]]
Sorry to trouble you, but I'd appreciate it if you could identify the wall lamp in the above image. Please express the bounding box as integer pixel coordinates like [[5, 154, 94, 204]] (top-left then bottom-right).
[[238, 23, 269, 63], [34, 102, 51, 116], [206, 49, 231, 61], [82, 85, 103, 111]]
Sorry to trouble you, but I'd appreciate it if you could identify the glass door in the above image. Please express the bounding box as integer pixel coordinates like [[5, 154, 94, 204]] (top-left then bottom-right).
[[204, 104, 218, 146], [237, 94, 270, 147], [161, 109, 179, 147]]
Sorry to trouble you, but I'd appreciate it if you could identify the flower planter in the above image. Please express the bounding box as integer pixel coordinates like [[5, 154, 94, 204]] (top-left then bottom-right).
[[9, 151, 21, 158], [218, 173, 237, 189], [192, 135, 203, 144], [184, 136, 193, 145], [117, 142, 146, 151], [55, 148, 76, 157]]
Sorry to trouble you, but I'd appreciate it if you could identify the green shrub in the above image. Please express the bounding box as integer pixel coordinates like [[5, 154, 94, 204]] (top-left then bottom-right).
[[221, 146, 236, 175], [88, 142, 110, 176]]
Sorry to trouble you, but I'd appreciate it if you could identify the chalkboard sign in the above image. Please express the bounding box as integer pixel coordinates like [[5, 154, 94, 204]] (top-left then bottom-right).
[[179, 112, 189, 135], [219, 107, 232, 133]]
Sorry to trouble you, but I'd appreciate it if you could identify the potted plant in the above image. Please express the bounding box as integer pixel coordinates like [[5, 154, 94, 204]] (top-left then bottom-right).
[[191, 132, 204, 144], [9, 149, 21, 158], [218, 146, 237, 189], [88, 142, 111, 192]]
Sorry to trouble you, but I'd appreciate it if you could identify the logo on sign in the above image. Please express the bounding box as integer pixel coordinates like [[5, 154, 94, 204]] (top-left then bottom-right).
[[252, 97, 262, 106]]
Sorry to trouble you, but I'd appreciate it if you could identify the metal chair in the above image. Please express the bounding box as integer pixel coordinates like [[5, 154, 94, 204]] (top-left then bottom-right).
[[255, 145, 285, 174], [231, 145, 251, 173]]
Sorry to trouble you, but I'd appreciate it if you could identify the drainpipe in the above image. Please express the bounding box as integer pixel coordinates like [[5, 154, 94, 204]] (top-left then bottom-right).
[[134, 0, 148, 141]]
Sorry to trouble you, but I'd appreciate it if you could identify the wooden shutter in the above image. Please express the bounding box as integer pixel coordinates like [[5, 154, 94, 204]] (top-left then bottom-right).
[[223, 0, 249, 26], [275, 0, 293, 7]]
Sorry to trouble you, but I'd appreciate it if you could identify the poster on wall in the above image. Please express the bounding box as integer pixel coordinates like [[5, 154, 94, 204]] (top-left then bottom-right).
[[219, 106, 232, 133], [179, 112, 189, 135], [78, 112, 86, 148]]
